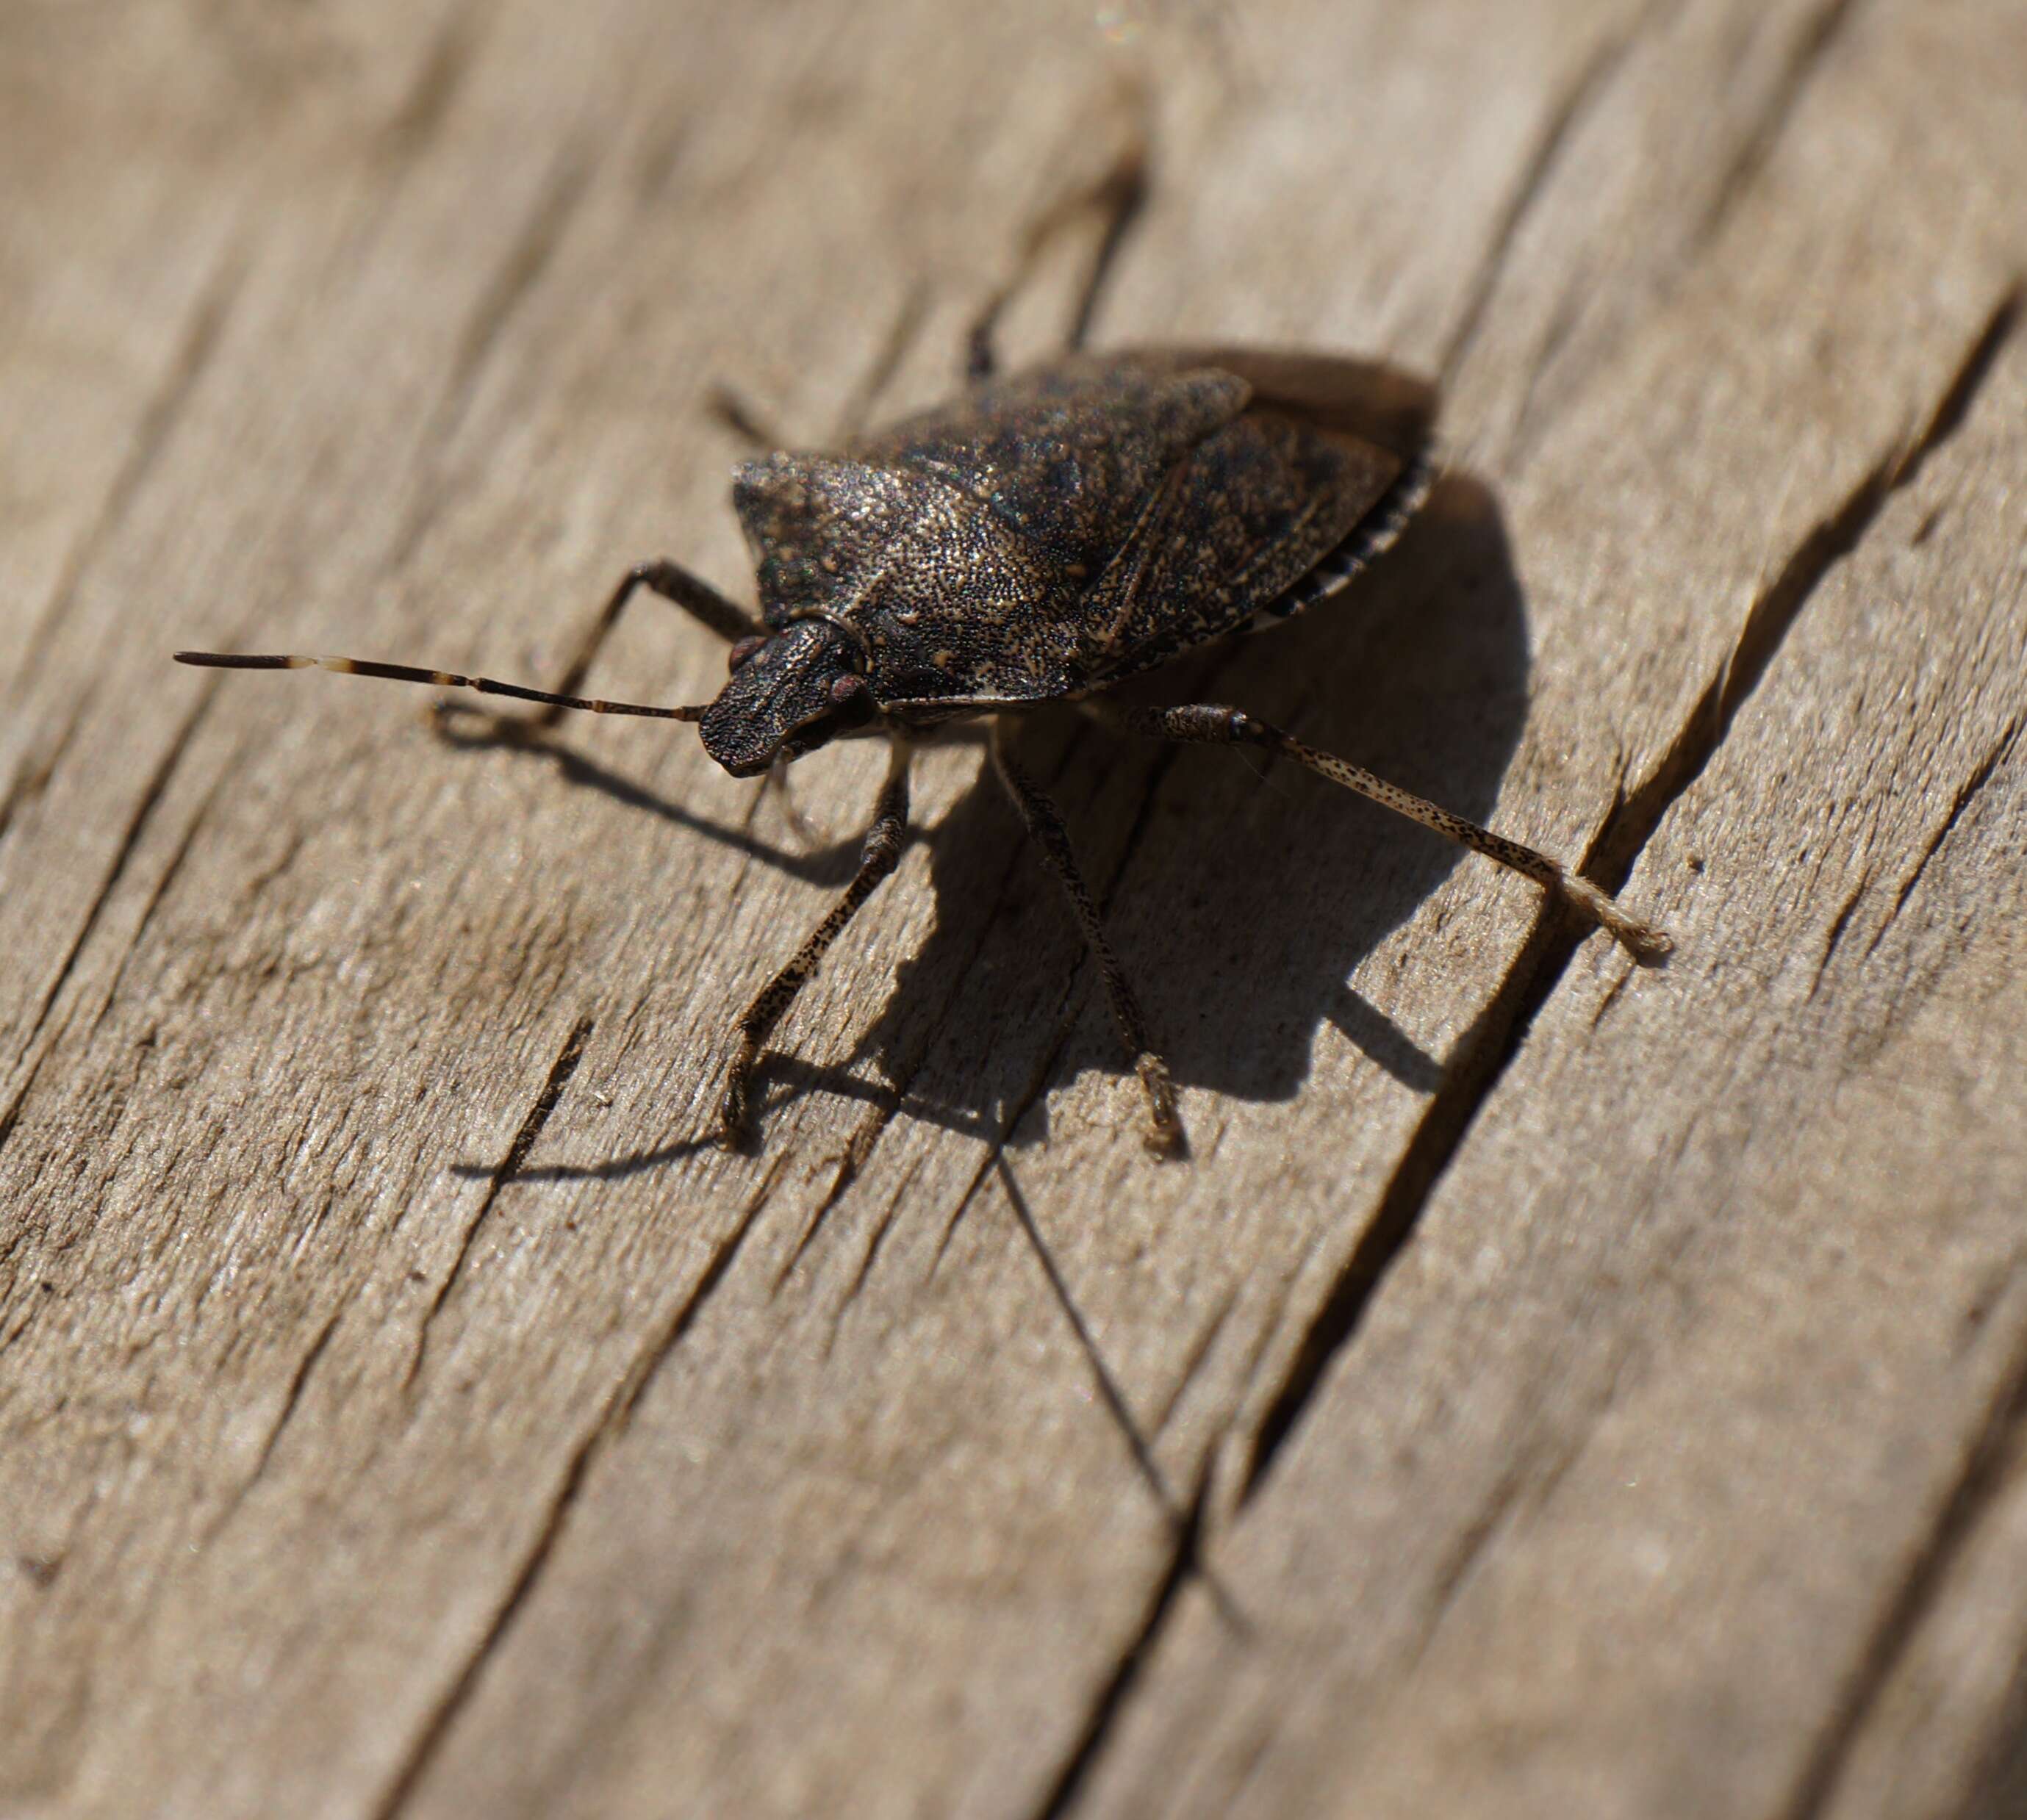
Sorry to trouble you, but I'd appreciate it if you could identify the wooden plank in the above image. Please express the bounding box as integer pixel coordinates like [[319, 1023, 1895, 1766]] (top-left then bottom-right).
[[1, 1, 2021, 1816], [1076, 4, 2027, 1817]]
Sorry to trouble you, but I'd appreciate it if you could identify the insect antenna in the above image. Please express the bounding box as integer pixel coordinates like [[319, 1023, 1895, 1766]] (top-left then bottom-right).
[[173, 650, 709, 721]]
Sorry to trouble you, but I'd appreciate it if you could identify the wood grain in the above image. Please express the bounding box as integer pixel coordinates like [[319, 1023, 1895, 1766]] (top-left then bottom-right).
[[1, 3, 2021, 1816]]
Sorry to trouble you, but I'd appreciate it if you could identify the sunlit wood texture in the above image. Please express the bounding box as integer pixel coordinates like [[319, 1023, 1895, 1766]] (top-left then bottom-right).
[[2, 2, 2023, 1815]]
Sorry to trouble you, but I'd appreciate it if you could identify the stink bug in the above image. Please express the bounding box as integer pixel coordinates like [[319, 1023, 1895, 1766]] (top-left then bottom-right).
[[178, 272, 1669, 1157]]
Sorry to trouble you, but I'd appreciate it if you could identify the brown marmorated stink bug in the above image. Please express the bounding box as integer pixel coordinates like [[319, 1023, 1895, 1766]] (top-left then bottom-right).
[[178, 269, 1670, 1158]]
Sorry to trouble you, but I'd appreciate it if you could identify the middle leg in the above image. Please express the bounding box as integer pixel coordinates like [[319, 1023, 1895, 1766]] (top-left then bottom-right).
[[991, 719, 1183, 1157]]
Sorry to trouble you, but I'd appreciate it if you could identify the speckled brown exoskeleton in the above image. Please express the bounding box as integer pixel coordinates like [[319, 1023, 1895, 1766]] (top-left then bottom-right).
[[177, 171, 1670, 1158]]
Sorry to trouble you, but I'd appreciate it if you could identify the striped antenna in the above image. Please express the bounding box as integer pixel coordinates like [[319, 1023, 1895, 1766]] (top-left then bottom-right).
[[173, 650, 708, 722]]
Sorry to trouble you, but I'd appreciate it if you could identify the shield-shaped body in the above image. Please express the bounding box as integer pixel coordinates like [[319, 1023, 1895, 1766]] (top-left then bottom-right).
[[728, 348, 1438, 728]]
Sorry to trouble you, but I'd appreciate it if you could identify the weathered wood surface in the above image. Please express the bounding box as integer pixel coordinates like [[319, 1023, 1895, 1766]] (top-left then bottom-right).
[[3, 2, 2023, 1815]]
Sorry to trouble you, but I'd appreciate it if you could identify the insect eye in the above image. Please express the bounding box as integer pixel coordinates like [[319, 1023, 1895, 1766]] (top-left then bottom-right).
[[829, 672, 869, 708], [727, 634, 768, 673]]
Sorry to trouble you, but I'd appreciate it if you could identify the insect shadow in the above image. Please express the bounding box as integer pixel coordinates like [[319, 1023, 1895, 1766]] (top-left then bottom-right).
[[440, 466, 1524, 1175], [781, 466, 1529, 1144], [184, 115, 1673, 1165]]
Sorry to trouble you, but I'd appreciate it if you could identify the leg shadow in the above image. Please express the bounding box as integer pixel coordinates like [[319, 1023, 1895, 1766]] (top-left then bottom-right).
[[814, 469, 1532, 1137], [446, 471, 1531, 1156]]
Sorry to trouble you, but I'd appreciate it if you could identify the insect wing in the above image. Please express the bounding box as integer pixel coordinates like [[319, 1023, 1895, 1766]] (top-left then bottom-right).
[[1123, 345, 1435, 461], [850, 357, 1251, 579], [1074, 400, 1407, 685]]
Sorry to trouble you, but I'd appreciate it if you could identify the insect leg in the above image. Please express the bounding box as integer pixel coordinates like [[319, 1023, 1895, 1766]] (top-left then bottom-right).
[[719, 735, 914, 1148], [991, 720, 1184, 1157], [704, 384, 788, 453], [965, 126, 1149, 381], [525, 561, 761, 730], [1094, 702, 1673, 960]]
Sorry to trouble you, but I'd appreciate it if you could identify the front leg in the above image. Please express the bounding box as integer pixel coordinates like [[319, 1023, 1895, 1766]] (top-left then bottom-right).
[[719, 735, 913, 1147], [429, 559, 761, 749], [533, 560, 761, 729]]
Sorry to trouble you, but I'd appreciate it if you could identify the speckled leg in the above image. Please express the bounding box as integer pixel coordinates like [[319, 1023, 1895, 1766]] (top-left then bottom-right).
[[418, 559, 758, 745], [991, 721, 1184, 1157], [1095, 701, 1673, 960], [719, 735, 914, 1148], [526, 561, 761, 729]]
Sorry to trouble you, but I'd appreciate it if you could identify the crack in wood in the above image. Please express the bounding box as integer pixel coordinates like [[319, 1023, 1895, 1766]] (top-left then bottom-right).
[[836, 280, 933, 440], [1440, 3, 1656, 386], [1859, 713, 2021, 965], [1808, 869, 1873, 999], [997, 1154, 1183, 1524], [1506, 0, 1888, 467], [379, 0, 481, 165], [382, 140, 600, 575], [777, 1119, 893, 1292], [11, 245, 245, 705], [403, 1014, 595, 1390], [1589, 282, 2019, 900], [370, 1154, 782, 1819], [1425, 1452, 1536, 1622], [1, 686, 218, 1148], [1237, 285, 2020, 1507], [1585, 949, 1637, 1028], [1149, 1279, 1238, 1440], [826, 1154, 927, 1338], [1027, 1464, 1211, 1820], [1421, 1414, 1593, 1641], [442, 147, 598, 438], [201, 1306, 345, 1549], [1240, 899, 1567, 1502], [1507, 278, 1590, 465], [1777, 1324, 2027, 1820], [1693, 0, 1870, 252], [769, 924, 985, 1292], [922, 878, 1136, 1274], [83, 760, 234, 1050], [928, 973, 1089, 1280], [0, 699, 89, 858]]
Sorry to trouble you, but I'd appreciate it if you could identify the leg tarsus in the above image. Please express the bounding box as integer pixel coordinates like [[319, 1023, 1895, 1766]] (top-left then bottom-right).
[[1134, 1052, 1185, 1159], [1091, 699, 1673, 961], [717, 738, 914, 1148], [716, 1042, 763, 1152], [991, 721, 1185, 1157]]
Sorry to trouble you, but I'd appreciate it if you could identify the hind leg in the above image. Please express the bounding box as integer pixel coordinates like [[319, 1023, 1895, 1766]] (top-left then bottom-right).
[[991, 720, 1183, 1156], [1093, 700, 1672, 958]]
